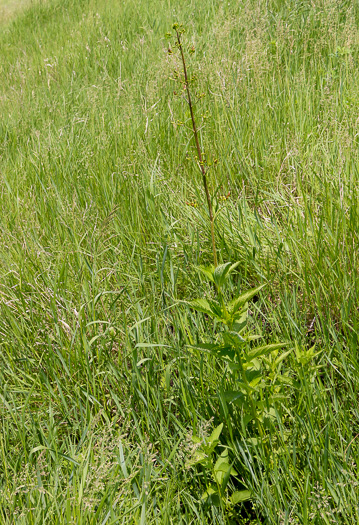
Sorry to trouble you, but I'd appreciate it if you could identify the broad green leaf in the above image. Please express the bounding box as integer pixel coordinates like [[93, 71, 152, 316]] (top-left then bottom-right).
[[215, 347, 236, 361], [274, 374, 294, 386], [214, 450, 237, 474], [228, 285, 265, 314], [214, 462, 236, 486], [185, 298, 223, 321], [213, 450, 237, 490], [231, 490, 252, 504], [243, 413, 253, 427], [232, 319, 248, 333], [242, 354, 262, 371], [207, 423, 223, 447], [220, 466, 233, 494], [189, 342, 226, 353], [197, 265, 215, 283], [232, 308, 249, 325], [249, 376, 263, 389], [201, 485, 219, 502], [189, 343, 234, 360], [222, 331, 246, 348], [186, 298, 213, 317], [245, 369, 262, 383], [247, 342, 289, 360], [207, 299, 224, 319], [236, 381, 255, 394], [213, 262, 240, 288], [295, 344, 322, 365], [214, 460, 230, 476], [223, 390, 244, 404]]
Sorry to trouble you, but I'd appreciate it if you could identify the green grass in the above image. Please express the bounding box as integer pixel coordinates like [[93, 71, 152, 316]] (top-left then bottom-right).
[[1, 0, 359, 522], [0, 0, 43, 22]]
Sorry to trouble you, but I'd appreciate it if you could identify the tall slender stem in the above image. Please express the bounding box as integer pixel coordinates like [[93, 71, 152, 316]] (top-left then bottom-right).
[[176, 30, 218, 267]]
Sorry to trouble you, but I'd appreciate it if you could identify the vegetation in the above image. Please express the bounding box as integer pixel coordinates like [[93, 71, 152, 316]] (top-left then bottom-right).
[[1, 0, 359, 523]]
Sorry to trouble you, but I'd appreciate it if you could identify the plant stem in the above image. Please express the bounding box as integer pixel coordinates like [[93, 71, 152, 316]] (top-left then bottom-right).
[[175, 30, 218, 267]]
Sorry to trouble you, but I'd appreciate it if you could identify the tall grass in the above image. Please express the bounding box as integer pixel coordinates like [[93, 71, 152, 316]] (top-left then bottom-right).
[[0, 0, 359, 523]]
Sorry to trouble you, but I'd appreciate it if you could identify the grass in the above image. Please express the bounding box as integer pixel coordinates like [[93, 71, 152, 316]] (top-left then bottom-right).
[[0, 0, 44, 22], [0, 0, 359, 522]]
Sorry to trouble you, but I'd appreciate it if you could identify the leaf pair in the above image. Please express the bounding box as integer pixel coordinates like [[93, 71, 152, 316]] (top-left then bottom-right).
[[187, 262, 265, 329]]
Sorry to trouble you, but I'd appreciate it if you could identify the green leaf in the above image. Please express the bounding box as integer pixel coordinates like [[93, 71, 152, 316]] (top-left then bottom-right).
[[201, 485, 219, 502], [228, 285, 265, 315], [213, 447, 229, 466], [213, 450, 237, 492], [256, 395, 287, 410], [185, 298, 223, 321], [223, 390, 244, 406], [136, 358, 152, 367], [190, 342, 225, 353], [236, 381, 255, 394], [214, 462, 235, 487], [204, 423, 223, 454], [274, 374, 294, 386], [197, 265, 215, 283], [189, 343, 234, 360], [214, 460, 230, 478], [208, 423, 223, 445], [231, 490, 252, 504], [295, 344, 322, 365], [213, 262, 240, 288], [273, 348, 292, 367], [206, 299, 224, 319], [215, 347, 236, 361], [249, 376, 263, 389], [244, 334, 262, 342], [227, 362, 241, 372], [214, 450, 237, 473], [243, 414, 253, 427], [247, 342, 289, 360], [222, 331, 246, 348], [186, 298, 213, 317], [232, 316, 248, 333], [185, 450, 207, 468]]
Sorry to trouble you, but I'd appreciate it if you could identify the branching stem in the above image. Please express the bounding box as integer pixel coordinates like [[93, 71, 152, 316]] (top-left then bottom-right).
[[175, 30, 218, 267]]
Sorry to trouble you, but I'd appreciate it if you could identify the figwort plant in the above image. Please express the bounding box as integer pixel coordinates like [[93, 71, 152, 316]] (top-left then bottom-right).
[[167, 25, 292, 510], [167, 23, 291, 437]]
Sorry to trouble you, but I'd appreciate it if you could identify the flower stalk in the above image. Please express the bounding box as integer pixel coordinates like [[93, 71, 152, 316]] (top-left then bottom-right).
[[174, 27, 218, 267]]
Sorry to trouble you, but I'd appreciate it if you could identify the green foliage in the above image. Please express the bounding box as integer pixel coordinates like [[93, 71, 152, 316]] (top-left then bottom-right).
[[186, 264, 291, 439], [186, 423, 251, 513], [0, 0, 359, 523]]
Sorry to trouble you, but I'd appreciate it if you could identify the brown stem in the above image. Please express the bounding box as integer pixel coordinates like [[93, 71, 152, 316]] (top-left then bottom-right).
[[176, 31, 218, 267]]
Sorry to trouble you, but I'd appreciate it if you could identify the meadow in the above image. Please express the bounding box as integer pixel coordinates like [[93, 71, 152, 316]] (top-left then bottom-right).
[[0, 0, 359, 523]]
